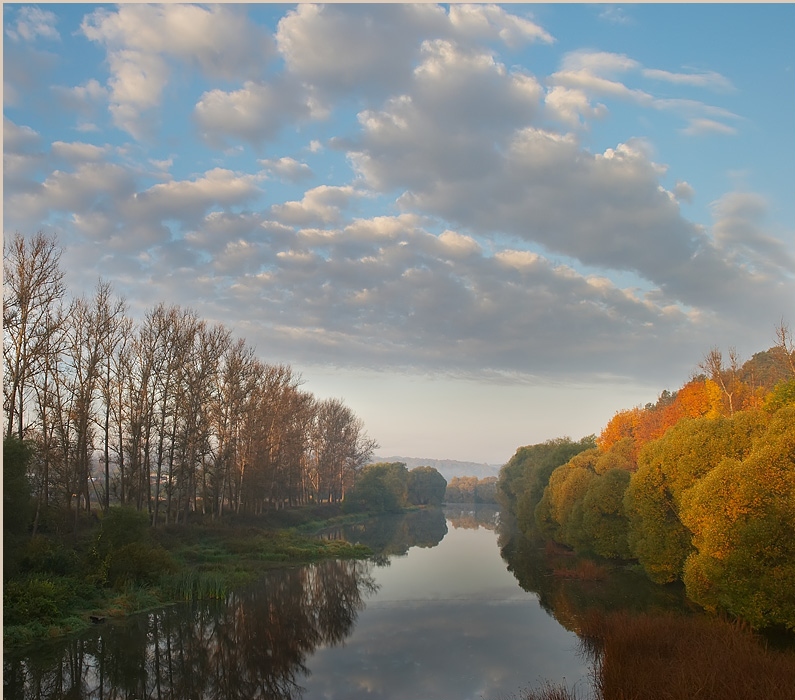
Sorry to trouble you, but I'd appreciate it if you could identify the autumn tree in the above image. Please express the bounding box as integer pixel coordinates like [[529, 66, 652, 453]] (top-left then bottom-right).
[[680, 406, 795, 629], [624, 411, 768, 583], [497, 436, 595, 533], [534, 449, 598, 550]]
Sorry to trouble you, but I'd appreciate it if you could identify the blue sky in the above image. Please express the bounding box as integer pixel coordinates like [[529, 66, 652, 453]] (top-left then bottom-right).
[[4, 3, 794, 464]]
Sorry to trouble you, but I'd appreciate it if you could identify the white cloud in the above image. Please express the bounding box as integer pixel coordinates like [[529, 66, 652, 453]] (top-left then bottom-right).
[[52, 79, 108, 128], [560, 50, 639, 75], [3, 119, 46, 189], [447, 5, 554, 48], [130, 169, 263, 225], [276, 4, 449, 102], [350, 40, 542, 191], [680, 118, 737, 136], [275, 3, 552, 108], [598, 7, 633, 25], [260, 157, 314, 183], [642, 68, 734, 92], [673, 181, 695, 203], [51, 141, 110, 163], [81, 4, 274, 138], [270, 185, 361, 226], [3, 118, 42, 152], [6, 7, 59, 42], [710, 192, 795, 274], [544, 86, 607, 128], [194, 80, 313, 147]]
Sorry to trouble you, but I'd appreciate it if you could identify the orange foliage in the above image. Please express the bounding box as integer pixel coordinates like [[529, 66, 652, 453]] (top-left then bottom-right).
[[597, 379, 728, 457], [596, 408, 642, 451]]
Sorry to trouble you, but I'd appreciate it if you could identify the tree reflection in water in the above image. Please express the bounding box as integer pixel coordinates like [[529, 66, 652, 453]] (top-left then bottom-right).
[[496, 515, 695, 634], [4, 559, 377, 700]]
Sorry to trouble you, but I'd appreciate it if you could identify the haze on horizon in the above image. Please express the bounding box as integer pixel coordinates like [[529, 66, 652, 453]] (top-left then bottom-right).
[[4, 3, 794, 464]]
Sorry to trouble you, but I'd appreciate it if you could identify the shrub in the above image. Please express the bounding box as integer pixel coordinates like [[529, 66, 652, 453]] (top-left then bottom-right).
[[21, 535, 81, 577], [105, 541, 176, 589], [3, 575, 74, 626]]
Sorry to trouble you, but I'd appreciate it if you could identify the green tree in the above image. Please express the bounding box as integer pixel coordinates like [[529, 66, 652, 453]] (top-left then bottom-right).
[[625, 411, 768, 583], [3, 436, 34, 537], [680, 406, 795, 629], [580, 468, 632, 559], [498, 436, 595, 533], [407, 466, 447, 506], [474, 476, 498, 503], [344, 462, 408, 513], [534, 449, 598, 549]]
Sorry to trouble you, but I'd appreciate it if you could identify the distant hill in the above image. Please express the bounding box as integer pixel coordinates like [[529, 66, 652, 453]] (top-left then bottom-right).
[[373, 456, 502, 481]]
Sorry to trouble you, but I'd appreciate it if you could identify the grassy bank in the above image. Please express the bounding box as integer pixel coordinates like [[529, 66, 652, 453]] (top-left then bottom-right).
[[3, 504, 373, 650], [521, 610, 795, 700]]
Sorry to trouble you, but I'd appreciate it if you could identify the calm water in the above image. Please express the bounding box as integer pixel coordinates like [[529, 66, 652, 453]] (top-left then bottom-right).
[[3, 508, 612, 700]]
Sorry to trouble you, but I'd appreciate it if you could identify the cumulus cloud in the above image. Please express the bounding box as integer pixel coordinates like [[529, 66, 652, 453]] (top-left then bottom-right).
[[275, 3, 552, 109], [270, 185, 361, 226], [349, 40, 542, 191], [4, 3, 790, 389], [544, 86, 607, 128], [5, 7, 59, 42], [3, 119, 46, 191], [260, 157, 314, 183], [51, 141, 110, 163], [348, 45, 700, 290], [673, 181, 695, 203], [81, 4, 274, 138], [197, 216, 702, 379], [130, 169, 263, 226], [194, 79, 313, 148], [447, 4, 554, 47], [276, 4, 448, 103]]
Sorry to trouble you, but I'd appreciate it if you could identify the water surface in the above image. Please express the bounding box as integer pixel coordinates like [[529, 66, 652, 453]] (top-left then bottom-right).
[[4, 508, 591, 700]]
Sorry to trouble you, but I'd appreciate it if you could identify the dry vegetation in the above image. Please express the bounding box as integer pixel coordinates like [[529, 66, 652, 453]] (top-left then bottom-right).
[[522, 610, 795, 700]]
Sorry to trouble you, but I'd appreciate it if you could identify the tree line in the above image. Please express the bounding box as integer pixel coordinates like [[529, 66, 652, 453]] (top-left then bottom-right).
[[343, 462, 447, 514], [444, 475, 498, 503], [3, 232, 378, 532], [498, 332, 795, 630]]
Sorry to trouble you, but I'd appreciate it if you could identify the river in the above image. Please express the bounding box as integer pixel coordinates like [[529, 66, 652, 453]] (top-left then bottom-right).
[[4, 506, 694, 700]]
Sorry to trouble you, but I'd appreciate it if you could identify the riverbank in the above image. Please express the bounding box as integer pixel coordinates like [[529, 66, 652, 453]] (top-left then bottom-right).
[[3, 504, 375, 650]]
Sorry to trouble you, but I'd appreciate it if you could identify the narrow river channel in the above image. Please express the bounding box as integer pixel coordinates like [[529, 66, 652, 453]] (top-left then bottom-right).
[[5, 507, 632, 700]]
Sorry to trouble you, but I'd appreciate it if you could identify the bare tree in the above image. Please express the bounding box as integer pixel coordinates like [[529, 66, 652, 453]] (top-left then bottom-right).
[[3, 231, 66, 440], [58, 280, 125, 526], [310, 398, 378, 503], [774, 319, 795, 377], [98, 310, 132, 513], [700, 346, 742, 416]]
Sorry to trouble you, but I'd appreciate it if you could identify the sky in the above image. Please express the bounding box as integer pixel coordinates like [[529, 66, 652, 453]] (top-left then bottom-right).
[[3, 3, 794, 465]]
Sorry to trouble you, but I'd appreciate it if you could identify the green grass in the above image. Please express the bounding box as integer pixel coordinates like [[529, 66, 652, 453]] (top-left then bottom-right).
[[4, 504, 374, 650]]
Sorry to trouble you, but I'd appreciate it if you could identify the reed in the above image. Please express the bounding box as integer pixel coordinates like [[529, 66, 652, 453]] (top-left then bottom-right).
[[165, 570, 229, 601], [519, 680, 579, 700], [579, 610, 795, 700]]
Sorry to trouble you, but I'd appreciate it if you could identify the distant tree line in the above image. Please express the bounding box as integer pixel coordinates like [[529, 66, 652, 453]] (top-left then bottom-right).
[[343, 462, 447, 514], [3, 232, 378, 533], [498, 332, 795, 630], [444, 475, 498, 503]]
